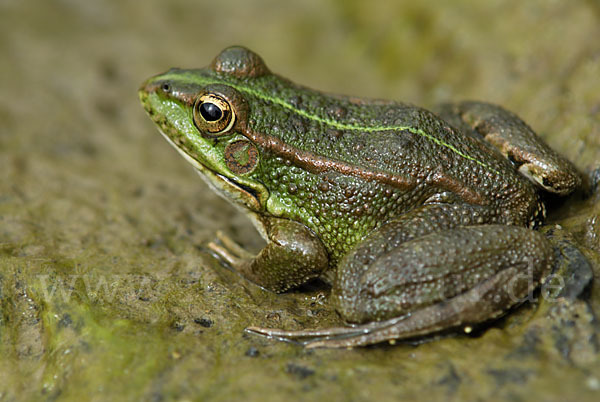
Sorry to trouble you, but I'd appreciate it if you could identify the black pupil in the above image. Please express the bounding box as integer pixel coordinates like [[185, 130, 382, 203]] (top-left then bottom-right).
[[200, 102, 223, 122]]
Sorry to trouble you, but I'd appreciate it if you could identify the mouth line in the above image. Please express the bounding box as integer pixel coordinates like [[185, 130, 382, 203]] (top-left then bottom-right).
[[154, 126, 261, 207], [156, 127, 205, 171]]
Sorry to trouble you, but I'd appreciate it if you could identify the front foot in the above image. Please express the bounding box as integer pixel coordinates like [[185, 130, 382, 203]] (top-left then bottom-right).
[[207, 217, 328, 293], [207, 231, 255, 272]]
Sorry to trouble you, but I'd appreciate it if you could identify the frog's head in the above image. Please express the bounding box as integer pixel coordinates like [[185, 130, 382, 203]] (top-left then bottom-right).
[[139, 46, 273, 212]]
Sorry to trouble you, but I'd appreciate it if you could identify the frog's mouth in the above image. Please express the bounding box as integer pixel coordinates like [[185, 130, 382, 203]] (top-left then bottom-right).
[[155, 128, 263, 212]]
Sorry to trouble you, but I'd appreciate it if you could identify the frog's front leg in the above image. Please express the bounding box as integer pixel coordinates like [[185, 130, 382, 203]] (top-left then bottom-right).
[[208, 216, 328, 293], [435, 101, 581, 195], [248, 205, 554, 348]]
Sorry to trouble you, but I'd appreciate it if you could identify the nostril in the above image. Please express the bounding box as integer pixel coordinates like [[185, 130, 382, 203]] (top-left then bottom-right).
[[161, 82, 171, 92]]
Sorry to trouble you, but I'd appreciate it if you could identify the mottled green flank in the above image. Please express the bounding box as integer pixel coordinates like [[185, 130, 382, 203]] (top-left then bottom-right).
[[140, 46, 581, 347], [2, 0, 600, 400]]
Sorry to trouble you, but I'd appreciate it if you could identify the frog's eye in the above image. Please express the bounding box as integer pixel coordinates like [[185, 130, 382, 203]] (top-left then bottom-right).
[[193, 93, 235, 135]]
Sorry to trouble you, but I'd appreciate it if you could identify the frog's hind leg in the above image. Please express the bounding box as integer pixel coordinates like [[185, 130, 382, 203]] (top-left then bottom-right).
[[248, 223, 554, 348], [247, 261, 530, 348], [435, 101, 580, 195]]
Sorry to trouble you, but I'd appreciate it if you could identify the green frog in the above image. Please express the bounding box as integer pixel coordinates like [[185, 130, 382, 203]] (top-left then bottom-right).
[[139, 46, 581, 348]]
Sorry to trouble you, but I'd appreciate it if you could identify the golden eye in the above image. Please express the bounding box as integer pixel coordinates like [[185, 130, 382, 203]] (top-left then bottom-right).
[[193, 93, 235, 135]]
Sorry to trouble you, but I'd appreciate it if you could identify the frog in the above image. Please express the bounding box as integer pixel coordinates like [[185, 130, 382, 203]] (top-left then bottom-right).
[[139, 46, 581, 348]]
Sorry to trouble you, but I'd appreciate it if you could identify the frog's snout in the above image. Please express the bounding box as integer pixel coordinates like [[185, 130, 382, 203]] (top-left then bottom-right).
[[138, 77, 173, 114], [140, 68, 183, 95], [138, 78, 162, 97]]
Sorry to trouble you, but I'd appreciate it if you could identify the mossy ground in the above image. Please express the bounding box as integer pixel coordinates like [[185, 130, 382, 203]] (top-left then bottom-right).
[[1, 0, 599, 401]]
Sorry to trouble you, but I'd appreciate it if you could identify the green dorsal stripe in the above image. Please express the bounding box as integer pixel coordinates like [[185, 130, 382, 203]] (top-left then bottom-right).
[[165, 73, 497, 173]]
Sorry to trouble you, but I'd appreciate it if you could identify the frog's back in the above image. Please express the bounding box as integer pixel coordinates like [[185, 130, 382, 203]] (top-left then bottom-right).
[[244, 78, 502, 179], [247, 81, 537, 218]]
